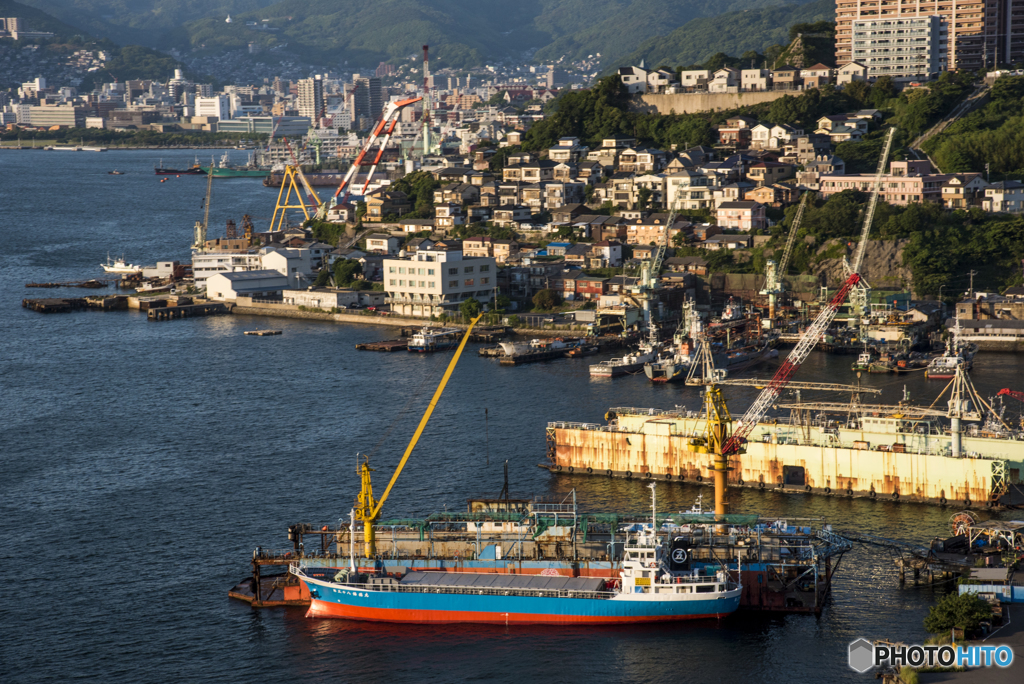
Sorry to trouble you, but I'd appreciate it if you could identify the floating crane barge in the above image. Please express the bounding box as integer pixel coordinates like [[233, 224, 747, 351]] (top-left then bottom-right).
[[229, 498, 850, 615]]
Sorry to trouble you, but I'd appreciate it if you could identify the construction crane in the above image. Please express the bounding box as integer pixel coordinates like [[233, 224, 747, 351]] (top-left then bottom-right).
[[719, 128, 898, 455], [317, 96, 424, 221], [192, 157, 214, 251], [355, 315, 483, 556], [760, 190, 811, 321], [848, 126, 897, 324]]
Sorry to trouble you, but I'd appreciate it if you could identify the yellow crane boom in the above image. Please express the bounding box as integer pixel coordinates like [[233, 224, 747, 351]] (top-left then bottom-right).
[[356, 314, 484, 556]]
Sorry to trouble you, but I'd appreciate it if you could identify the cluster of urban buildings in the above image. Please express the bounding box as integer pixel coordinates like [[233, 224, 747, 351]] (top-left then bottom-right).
[[0, 17, 54, 42]]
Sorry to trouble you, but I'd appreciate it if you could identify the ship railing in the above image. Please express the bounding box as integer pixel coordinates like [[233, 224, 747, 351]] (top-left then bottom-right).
[[547, 421, 631, 433], [609, 407, 687, 418]]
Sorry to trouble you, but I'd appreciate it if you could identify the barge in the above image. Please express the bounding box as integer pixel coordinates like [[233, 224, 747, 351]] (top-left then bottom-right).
[[545, 401, 1024, 508], [230, 494, 850, 615]]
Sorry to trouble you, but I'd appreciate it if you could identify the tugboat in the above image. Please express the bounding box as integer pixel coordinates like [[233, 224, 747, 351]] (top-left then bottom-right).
[[851, 350, 873, 372], [408, 327, 462, 352], [926, 322, 978, 379]]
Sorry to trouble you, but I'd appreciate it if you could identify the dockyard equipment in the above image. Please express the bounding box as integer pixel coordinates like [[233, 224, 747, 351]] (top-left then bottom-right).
[[760, 190, 810, 322], [320, 96, 424, 219], [997, 388, 1024, 403], [848, 127, 897, 325], [723, 272, 863, 455], [355, 315, 484, 556], [192, 157, 215, 251]]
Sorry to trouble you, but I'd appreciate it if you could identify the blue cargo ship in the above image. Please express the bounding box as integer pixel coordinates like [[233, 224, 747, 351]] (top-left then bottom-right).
[[293, 518, 742, 624]]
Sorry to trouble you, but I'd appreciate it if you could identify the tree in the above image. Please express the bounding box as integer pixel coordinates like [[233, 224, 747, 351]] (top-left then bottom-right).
[[532, 289, 561, 310], [637, 187, 652, 211], [923, 592, 992, 634], [314, 269, 332, 287], [459, 297, 481, 320], [494, 294, 511, 311], [507, 314, 522, 328], [333, 259, 363, 287]]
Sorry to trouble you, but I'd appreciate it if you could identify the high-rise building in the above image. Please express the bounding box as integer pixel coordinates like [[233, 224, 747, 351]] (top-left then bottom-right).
[[836, 0, 1024, 73], [297, 75, 325, 121], [852, 15, 948, 80], [352, 76, 382, 124]]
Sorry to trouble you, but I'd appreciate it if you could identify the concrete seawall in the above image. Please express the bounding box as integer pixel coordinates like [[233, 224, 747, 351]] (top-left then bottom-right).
[[632, 90, 792, 115], [231, 305, 573, 337]]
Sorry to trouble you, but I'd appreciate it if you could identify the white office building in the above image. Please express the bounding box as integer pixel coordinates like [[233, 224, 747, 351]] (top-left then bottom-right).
[[195, 95, 231, 121], [384, 247, 496, 318]]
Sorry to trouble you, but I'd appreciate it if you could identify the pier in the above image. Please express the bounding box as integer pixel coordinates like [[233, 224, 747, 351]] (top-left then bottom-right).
[[147, 303, 230, 321], [356, 339, 408, 351], [499, 348, 572, 365], [22, 297, 87, 313]]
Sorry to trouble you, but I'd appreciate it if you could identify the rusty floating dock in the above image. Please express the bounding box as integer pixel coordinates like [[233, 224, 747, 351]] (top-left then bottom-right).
[[22, 297, 87, 313], [356, 339, 408, 351], [26, 278, 111, 289], [147, 303, 230, 321], [245, 329, 282, 336], [499, 348, 570, 365]]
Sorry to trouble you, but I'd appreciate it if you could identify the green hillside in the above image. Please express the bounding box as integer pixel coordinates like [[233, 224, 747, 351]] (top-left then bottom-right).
[[17, 0, 277, 48], [532, 0, 814, 65], [0, 0, 95, 40], [19, 0, 825, 68], [612, 0, 835, 71]]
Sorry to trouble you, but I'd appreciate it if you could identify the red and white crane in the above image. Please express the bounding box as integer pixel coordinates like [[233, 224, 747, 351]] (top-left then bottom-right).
[[317, 96, 423, 219], [997, 388, 1024, 403], [722, 128, 897, 454]]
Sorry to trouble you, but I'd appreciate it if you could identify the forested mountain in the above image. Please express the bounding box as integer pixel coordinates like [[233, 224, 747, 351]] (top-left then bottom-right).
[[0, 0, 96, 40], [17, 0, 822, 68], [611, 0, 835, 72]]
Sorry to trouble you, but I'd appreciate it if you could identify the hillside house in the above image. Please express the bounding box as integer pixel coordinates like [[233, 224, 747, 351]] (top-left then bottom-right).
[[716, 201, 767, 232]]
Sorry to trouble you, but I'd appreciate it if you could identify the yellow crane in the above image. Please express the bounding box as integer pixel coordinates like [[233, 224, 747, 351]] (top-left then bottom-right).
[[354, 315, 483, 557]]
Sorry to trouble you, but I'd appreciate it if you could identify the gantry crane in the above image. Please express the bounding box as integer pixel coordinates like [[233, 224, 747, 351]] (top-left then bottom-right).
[[269, 136, 322, 232], [314, 96, 424, 221], [719, 128, 897, 457], [760, 190, 811, 322]]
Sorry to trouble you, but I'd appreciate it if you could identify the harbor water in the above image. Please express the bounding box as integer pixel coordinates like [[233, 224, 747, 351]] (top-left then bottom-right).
[[2, 150, 1023, 682]]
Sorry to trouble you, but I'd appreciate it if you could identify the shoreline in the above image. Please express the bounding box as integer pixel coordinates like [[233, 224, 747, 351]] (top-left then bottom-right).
[[231, 304, 581, 337]]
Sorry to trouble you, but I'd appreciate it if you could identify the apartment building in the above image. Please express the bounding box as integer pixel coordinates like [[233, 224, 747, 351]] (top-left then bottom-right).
[[384, 247, 496, 317], [835, 0, 1024, 72], [851, 15, 947, 80]]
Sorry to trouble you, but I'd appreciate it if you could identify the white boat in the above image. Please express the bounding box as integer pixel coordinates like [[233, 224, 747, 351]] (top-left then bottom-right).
[[408, 327, 462, 352], [590, 340, 660, 377], [926, 321, 978, 379], [100, 254, 142, 274], [135, 281, 174, 294], [499, 338, 571, 356]]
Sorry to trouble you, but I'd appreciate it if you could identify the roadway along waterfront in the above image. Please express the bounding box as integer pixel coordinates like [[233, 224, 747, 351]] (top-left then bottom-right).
[[2, 150, 1023, 682]]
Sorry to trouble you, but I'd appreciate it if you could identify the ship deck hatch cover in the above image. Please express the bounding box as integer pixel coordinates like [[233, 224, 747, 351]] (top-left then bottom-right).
[[783, 465, 806, 487]]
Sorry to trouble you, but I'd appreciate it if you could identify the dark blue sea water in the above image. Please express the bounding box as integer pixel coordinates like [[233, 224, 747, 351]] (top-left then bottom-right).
[[2, 149, 1022, 682]]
